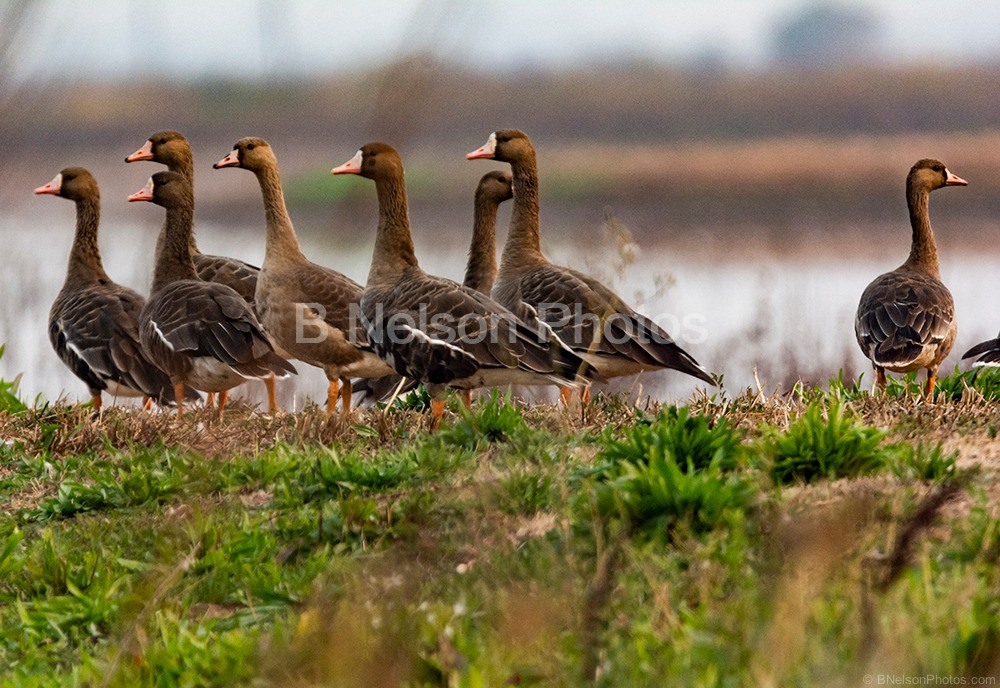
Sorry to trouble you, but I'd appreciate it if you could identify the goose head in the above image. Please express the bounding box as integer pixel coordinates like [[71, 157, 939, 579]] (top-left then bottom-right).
[[34, 167, 98, 201], [213, 136, 276, 172], [330, 142, 403, 181], [127, 171, 192, 208], [125, 130, 190, 167], [467, 130, 534, 165], [908, 159, 967, 193], [476, 170, 513, 204]]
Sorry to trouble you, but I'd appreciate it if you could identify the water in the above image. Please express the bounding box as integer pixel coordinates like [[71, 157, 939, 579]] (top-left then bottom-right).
[[3, 211, 999, 408]]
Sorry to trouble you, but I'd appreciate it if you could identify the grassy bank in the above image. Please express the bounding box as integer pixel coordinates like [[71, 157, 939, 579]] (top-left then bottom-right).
[[0, 373, 999, 686]]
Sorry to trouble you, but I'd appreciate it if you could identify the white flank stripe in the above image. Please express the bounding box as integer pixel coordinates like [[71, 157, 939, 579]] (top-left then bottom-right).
[[150, 321, 175, 351], [402, 324, 467, 358]]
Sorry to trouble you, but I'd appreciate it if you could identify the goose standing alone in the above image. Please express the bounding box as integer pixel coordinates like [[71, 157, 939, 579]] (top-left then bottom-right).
[[125, 130, 284, 413], [331, 143, 597, 428], [213, 137, 395, 419], [467, 130, 715, 402], [34, 167, 190, 411], [855, 159, 967, 396], [463, 170, 514, 294], [129, 171, 295, 417]]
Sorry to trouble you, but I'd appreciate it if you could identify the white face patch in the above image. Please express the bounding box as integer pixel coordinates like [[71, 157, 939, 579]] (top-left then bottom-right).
[[145, 177, 154, 194], [487, 132, 497, 154], [52, 173, 63, 192]]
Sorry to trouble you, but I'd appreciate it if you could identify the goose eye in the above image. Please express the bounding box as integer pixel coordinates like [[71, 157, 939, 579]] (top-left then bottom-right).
[[247, 143, 255, 150], [932, 165, 941, 172]]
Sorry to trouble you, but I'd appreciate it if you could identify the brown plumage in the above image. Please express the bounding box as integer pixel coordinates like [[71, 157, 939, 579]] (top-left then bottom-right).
[[463, 170, 513, 294], [125, 130, 285, 413], [855, 159, 967, 396], [129, 171, 295, 417], [213, 137, 395, 419], [331, 142, 597, 429], [467, 130, 715, 395], [125, 130, 260, 302], [34, 167, 192, 411]]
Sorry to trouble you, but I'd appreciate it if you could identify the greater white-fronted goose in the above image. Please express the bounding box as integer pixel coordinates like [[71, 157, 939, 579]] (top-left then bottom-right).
[[34, 167, 192, 411], [213, 137, 395, 419], [129, 171, 295, 417], [125, 130, 283, 412], [855, 159, 967, 396], [463, 170, 513, 294], [331, 142, 597, 428], [467, 130, 715, 400]]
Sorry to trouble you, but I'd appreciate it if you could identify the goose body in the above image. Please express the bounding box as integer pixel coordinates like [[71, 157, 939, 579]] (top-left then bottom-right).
[[34, 167, 187, 410], [129, 171, 295, 416], [213, 137, 394, 418], [332, 142, 596, 427], [467, 129, 715, 391], [854, 159, 966, 396]]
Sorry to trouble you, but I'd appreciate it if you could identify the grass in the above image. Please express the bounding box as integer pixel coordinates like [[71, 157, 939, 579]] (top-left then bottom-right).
[[0, 369, 999, 686]]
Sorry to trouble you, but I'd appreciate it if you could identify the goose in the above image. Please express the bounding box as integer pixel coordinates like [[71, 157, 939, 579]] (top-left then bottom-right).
[[351, 172, 511, 408], [855, 159, 966, 396], [125, 130, 284, 413], [331, 142, 597, 428], [464, 170, 513, 294], [213, 137, 395, 420], [128, 171, 295, 417], [34, 167, 193, 411], [467, 130, 715, 402]]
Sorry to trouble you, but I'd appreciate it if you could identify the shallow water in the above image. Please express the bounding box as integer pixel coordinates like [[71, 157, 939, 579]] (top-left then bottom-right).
[[3, 211, 999, 409]]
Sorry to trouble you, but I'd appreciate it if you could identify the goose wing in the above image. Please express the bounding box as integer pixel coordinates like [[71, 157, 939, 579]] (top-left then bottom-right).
[[512, 263, 714, 384], [143, 280, 295, 378], [49, 285, 185, 403], [855, 270, 955, 369]]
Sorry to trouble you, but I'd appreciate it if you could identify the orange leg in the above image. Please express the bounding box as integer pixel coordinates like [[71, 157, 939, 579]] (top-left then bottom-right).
[[142, 396, 154, 411], [205, 392, 216, 408], [875, 367, 887, 394], [581, 385, 592, 405], [339, 377, 353, 421], [174, 383, 187, 418], [326, 378, 339, 416], [924, 368, 937, 400], [264, 373, 278, 414], [559, 387, 573, 407], [91, 394, 103, 414], [217, 389, 229, 419], [430, 399, 446, 432], [461, 389, 473, 409]]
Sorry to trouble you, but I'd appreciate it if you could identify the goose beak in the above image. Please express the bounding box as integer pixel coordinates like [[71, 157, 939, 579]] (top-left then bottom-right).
[[34, 173, 62, 195], [466, 134, 496, 160], [128, 178, 154, 202], [213, 150, 240, 169], [945, 169, 968, 186], [331, 150, 363, 175], [125, 140, 154, 163]]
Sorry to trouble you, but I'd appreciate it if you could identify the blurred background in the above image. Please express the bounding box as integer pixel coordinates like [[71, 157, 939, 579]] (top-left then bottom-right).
[[3, 0, 1000, 406]]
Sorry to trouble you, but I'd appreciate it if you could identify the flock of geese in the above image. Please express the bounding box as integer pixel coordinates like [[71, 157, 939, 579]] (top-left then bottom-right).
[[31, 129, 1000, 428]]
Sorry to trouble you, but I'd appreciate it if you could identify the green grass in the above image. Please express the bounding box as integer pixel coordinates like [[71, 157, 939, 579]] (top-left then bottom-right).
[[0, 378, 998, 686]]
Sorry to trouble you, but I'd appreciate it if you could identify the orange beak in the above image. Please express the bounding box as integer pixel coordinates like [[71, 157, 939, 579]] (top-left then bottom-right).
[[466, 134, 496, 160], [128, 178, 154, 202], [213, 150, 240, 169], [34, 173, 62, 195], [945, 169, 968, 186], [331, 150, 363, 175], [125, 140, 154, 163]]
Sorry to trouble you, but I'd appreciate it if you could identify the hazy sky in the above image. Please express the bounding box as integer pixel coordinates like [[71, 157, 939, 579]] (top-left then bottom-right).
[[7, 0, 1000, 82]]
